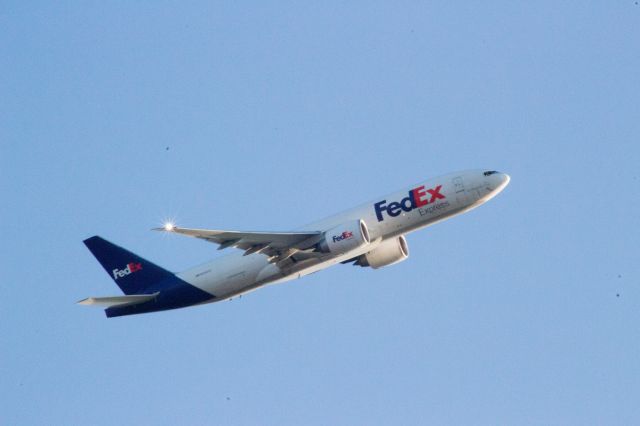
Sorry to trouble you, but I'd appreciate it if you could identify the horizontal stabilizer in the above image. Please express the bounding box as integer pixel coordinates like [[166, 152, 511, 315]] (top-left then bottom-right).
[[77, 293, 159, 307]]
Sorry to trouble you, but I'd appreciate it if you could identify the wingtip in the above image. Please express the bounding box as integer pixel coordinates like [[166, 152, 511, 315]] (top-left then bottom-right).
[[153, 223, 177, 232]]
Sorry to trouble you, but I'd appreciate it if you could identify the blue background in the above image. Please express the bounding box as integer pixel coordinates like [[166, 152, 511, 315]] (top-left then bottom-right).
[[2, 2, 639, 424]]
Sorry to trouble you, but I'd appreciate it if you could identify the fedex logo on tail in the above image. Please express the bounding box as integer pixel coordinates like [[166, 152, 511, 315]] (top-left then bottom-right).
[[374, 185, 445, 222], [332, 231, 354, 242], [112, 262, 143, 280]]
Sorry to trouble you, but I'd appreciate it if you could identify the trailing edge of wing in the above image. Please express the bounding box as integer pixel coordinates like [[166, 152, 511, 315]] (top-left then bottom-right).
[[77, 293, 159, 307], [153, 226, 323, 256]]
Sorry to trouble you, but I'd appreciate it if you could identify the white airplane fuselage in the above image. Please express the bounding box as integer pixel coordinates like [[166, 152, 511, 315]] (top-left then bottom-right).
[[176, 169, 510, 302]]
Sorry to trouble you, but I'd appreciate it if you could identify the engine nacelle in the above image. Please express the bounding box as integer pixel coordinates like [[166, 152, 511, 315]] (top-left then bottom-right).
[[354, 235, 409, 269], [317, 219, 370, 254]]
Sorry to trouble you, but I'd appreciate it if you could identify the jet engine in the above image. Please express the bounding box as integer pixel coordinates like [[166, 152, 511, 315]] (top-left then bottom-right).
[[317, 219, 370, 254], [353, 235, 409, 269]]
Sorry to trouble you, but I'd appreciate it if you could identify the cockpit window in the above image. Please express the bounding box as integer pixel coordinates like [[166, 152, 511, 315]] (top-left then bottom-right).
[[483, 170, 499, 176]]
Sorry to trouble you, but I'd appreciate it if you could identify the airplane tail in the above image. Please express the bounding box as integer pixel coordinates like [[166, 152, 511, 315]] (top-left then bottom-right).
[[83, 236, 175, 295], [82, 236, 215, 317]]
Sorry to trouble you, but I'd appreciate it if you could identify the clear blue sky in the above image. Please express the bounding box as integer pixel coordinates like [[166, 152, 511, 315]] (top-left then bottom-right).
[[2, 2, 639, 424]]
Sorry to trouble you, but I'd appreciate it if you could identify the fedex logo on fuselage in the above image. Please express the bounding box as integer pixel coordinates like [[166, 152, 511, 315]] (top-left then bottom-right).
[[112, 262, 142, 280], [374, 184, 445, 222], [332, 231, 353, 242]]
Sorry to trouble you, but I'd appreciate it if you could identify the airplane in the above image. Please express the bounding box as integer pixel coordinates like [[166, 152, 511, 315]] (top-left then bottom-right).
[[79, 169, 510, 317]]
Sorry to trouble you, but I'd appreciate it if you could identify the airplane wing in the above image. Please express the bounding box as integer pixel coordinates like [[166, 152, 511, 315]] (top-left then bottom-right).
[[153, 226, 324, 260]]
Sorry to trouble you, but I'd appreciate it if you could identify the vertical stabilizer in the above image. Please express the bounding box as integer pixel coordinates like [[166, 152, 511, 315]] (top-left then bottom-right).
[[83, 236, 175, 295]]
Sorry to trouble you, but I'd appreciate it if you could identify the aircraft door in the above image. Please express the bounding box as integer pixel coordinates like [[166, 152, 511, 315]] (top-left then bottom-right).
[[452, 176, 468, 206]]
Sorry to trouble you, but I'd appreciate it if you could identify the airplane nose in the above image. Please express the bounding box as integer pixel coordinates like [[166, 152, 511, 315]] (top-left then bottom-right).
[[492, 172, 510, 193], [479, 170, 510, 201], [483, 170, 510, 192]]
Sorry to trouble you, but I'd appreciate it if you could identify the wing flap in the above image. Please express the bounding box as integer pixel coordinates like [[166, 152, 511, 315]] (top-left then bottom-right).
[[77, 292, 159, 307]]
